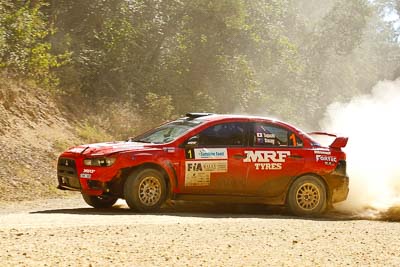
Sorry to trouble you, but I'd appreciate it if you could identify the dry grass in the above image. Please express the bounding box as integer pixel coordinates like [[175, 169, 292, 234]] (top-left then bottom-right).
[[76, 122, 113, 144], [0, 76, 79, 201]]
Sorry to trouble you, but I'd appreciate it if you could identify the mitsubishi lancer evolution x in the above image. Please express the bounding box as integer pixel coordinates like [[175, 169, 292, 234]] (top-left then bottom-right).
[[57, 113, 349, 216]]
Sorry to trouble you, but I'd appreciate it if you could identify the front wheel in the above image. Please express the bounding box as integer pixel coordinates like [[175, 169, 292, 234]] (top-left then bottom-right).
[[82, 193, 118, 208], [124, 169, 167, 212], [287, 175, 327, 216]]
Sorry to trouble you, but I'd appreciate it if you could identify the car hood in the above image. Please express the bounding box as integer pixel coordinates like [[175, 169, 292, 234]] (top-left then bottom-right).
[[66, 141, 157, 156]]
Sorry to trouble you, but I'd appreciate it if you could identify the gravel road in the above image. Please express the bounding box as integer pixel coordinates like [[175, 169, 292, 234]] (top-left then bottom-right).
[[1, 196, 400, 266]]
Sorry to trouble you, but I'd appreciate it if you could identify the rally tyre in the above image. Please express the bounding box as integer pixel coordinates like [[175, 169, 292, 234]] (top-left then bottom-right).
[[124, 169, 167, 212], [82, 193, 118, 208], [287, 175, 327, 216]]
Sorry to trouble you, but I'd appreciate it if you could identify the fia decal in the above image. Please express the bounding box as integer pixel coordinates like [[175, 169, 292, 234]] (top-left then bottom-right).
[[186, 161, 228, 173], [185, 160, 228, 186]]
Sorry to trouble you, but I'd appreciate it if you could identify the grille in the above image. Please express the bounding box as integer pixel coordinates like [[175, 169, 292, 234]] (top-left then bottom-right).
[[57, 158, 81, 189]]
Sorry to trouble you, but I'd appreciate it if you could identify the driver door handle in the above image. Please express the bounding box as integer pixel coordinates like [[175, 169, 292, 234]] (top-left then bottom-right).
[[288, 155, 303, 159]]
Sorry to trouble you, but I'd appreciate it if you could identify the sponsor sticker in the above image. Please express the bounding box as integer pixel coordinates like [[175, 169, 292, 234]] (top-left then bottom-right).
[[314, 150, 331, 155], [185, 172, 210, 186], [163, 147, 176, 153], [314, 151, 337, 166], [194, 148, 227, 159], [316, 154, 337, 163], [186, 161, 227, 173], [80, 173, 91, 179], [185, 160, 228, 186], [243, 150, 291, 170], [255, 133, 276, 145], [80, 169, 95, 179], [256, 133, 275, 138]]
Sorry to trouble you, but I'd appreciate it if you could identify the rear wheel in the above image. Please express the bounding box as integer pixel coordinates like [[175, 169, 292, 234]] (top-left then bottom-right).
[[287, 175, 327, 216], [82, 194, 118, 208], [124, 169, 167, 212]]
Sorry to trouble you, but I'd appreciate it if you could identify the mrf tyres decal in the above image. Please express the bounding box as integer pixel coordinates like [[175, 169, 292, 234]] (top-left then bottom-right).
[[243, 150, 291, 170]]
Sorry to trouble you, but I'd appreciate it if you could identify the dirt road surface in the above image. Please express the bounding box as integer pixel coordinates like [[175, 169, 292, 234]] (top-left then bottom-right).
[[1, 196, 400, 266]]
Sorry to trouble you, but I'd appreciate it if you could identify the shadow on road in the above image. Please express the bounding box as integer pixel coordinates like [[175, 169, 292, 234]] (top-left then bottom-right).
[[30, 201, 363, 221]]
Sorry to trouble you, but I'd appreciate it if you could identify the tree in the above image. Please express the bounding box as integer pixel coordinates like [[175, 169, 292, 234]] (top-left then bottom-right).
[[0, 0, 67, 86]]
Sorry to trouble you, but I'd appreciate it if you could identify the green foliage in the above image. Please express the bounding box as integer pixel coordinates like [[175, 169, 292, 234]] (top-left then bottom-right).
[[2, 0, 400, 134], [48, 0, 399, 130], [284, 0, 374, 125], [0, 0, 69, 86], [144, 92, 175, 124], [317, 0, 371, 55]]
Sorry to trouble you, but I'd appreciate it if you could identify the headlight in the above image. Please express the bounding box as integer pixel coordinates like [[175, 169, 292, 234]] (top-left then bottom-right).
[[83, 157, 116, 167]]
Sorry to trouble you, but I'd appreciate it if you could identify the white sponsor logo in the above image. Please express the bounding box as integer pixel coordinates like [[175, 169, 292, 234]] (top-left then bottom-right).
[[194, 148, 227, 159], [254, 163, 282, 170], [80, 173, 91, 179], [83, 169, 96, 174], [243, 151, 290, 163], [163, 147, 176, 153], [243, 150, 291, 170], [316, 155, 337, 162], [256, 133, 275, 138], [314, 150, 331, 155]]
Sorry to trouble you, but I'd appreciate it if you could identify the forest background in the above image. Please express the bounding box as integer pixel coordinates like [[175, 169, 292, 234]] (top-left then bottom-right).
[[1, 0, 399, 141]]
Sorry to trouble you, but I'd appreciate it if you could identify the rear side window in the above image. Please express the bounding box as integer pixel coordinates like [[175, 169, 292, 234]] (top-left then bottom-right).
[[197, 122, 246, 146], [252, 122, 303, 147]]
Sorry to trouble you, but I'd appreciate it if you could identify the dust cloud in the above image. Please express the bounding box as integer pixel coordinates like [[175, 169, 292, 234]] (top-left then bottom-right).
[[320, 79, 400, 218]]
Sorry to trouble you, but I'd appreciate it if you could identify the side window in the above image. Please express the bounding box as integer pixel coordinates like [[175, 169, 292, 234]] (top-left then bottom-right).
[[197, 122, 246, 146], [253, 123, 303, 147]]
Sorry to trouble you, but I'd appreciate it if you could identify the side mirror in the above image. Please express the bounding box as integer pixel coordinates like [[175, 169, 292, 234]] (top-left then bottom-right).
[[185, 136, 199, 148]]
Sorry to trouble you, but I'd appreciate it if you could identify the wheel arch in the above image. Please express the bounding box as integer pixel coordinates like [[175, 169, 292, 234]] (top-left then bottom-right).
[[121, 162, 173, 198]]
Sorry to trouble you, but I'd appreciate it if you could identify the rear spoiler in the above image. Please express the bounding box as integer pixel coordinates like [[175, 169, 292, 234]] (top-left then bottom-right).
[[308, 132, 348, 149]]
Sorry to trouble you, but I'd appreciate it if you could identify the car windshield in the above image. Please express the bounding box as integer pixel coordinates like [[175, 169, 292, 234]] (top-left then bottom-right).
[[131, 119, 204, 144]]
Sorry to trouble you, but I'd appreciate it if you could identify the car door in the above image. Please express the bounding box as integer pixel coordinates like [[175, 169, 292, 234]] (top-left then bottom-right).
[[243, 121, 305, 197], [179, 121, 249, 195]]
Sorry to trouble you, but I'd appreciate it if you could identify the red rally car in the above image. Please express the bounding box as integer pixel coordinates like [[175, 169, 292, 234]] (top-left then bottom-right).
[[57, 113, 349, 216]]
